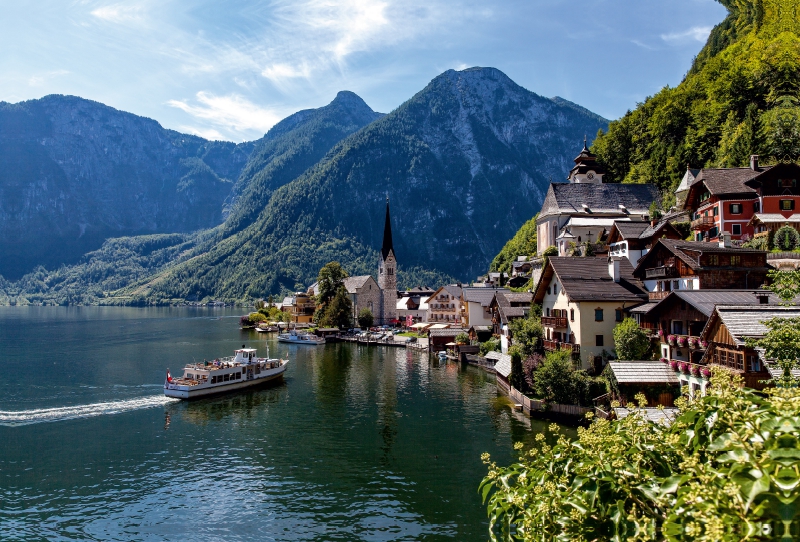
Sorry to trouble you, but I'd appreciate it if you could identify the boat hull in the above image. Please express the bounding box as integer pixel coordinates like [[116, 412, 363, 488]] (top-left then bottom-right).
[[164, 367, 286, 400], [277, 338, 325, 346]]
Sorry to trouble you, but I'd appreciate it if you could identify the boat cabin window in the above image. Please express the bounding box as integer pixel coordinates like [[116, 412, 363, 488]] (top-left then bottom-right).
[[224, 374, 230, 382], [211, 376, 217, 384]]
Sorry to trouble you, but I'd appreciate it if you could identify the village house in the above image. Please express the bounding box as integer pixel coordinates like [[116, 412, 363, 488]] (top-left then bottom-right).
[[280, 292, 316, 324], [536, 142, 660, 256], [632, 238, 770, 300], [533, 257, 648, 371], [606, 219, 683, 266], [629, 289, 781, 365], [605, 361, 680, 407], [695, 305, 800, 393], [428, 327, 469, 353], [681, 159, 800, 243], [489, 291, 533, 337], [396, 295, 429, 324], [460, 287, 508, 327], [426, 285, 463, 324]]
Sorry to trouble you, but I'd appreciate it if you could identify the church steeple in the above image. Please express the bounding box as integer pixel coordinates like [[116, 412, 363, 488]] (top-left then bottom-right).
[[381, 197, 394, 261]]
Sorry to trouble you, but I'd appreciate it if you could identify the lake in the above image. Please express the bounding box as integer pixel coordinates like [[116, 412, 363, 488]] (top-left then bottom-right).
[[0, 307, 557, 541]]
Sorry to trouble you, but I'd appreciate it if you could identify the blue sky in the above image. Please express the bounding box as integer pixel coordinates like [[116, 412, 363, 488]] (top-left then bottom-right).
[[1, 0, 727, 142]]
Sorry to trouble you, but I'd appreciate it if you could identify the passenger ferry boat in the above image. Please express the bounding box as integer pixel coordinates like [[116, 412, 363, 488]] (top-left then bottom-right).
[[277, 329, 326, 345], [164, 347, 288, 399]]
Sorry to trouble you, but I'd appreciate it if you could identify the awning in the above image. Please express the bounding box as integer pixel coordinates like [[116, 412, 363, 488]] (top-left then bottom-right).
[[445, 342, 457, 346], [410, 323, 430, 329], [428, 324, 450, 329]]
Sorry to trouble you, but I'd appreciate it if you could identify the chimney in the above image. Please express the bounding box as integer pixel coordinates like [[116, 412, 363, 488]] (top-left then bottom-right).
[[750, 154, 759, 171], [719, 232, 732, 248], [608, 258, 621, 283], [755, 291, 770, 305]]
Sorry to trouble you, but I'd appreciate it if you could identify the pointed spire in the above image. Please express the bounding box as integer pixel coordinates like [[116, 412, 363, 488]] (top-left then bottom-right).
[[381, 197, 394, 261]]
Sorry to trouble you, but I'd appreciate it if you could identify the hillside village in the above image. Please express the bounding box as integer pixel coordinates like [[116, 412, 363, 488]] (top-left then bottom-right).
[[271, 142, 800, 413]]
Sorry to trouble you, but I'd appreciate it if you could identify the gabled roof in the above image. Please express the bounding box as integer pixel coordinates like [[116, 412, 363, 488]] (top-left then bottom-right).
[[429, 327, 468, 338], [607, 361, 679, 384], [538, 183, 660, 219], [494, 353, 513, 378], [675, 167, 702, 193], [608, 220, 650, 242], [701, 305, 800, 345], [463, 287, 508, 307], [343, 275, 375, 293], [668, 290, 781, 317], [493, 291, 533, 324], [633, 238, 768, 276], [683, 167, 767, 208], [427, 284, 463, 303], [533, 257, 648, 304]]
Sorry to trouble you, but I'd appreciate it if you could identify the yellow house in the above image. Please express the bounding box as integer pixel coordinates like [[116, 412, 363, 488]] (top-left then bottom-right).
[[532, 257, 648, 372]]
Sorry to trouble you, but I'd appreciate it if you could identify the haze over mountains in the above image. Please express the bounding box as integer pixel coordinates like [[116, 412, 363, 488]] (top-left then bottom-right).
[[1, 67, 608, 304]]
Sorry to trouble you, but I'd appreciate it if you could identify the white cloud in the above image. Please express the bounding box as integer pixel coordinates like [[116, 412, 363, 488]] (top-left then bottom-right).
[[167, 91, 283, 141], [177, 126, 226, 141], [661, 26, 712, 44], [90, 4, 146, 24]]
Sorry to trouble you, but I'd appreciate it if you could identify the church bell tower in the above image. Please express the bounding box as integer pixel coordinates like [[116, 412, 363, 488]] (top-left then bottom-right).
[[378, 198, 398, 325]]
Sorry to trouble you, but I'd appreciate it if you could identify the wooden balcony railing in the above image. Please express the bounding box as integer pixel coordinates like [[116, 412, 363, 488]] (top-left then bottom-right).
[[645, 266, 679, 279], [648, 291, 670, 301], [691, 216, 716, 231], [543, 340, 580, 354], [542, 316, 568, 328]]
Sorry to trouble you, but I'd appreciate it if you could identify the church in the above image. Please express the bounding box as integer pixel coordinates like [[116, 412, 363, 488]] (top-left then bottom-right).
[[536, 141, 660, 256], [313, 199, 398, 327]]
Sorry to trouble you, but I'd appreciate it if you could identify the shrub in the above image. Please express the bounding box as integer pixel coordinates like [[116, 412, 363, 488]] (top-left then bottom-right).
[[480, 338, 500, 356], [773, 225, 800, 251], [454, 332, 470, 344], [509, 317, 543, 357], [481, 371, 800, 540], [533, 350, 575, 404], [613, 317, 652, 360], [357, 307, 374, 329]]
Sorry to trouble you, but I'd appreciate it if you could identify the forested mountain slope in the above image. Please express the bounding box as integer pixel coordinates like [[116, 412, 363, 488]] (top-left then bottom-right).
[[592, 0, 800, 203], [10, 92, 385, 304], [0, 95, 254, 280], [122, 67, 607, 302]]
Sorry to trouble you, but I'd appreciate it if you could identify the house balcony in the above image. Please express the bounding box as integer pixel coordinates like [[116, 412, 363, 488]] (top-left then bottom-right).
[[541, 316, 568, 328], [543, 340, 580, 355], [648, 291, 670, 301], [662, 335, 706, 349], [691, 216, 716, 231], [645, 266, 679, 279]]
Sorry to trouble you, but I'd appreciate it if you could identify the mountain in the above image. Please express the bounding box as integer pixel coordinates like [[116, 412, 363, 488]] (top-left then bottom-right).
[[113, 67, 608, 303], [592, 0, 800, 200], [222, 91, 384, 235], [9, 92, 386, 305], [0, 95, 254, 280]]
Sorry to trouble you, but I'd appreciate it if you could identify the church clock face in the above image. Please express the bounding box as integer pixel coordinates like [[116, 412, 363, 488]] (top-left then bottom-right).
[[586, 171, 595, 180]]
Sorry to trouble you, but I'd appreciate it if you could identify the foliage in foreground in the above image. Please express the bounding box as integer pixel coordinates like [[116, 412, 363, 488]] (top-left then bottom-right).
[[481, 370, 800, 541]]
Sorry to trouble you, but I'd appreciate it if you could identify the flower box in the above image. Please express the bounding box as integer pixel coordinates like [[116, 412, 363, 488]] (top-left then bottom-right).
[[677, 336, 687, 347], [688, 337, 698, 349], [700, 340, 708, 348], [667, 335, 676, 345], [679, 362, 690, 374], [657, 329, 664, 337], [659, 357, 668, 364], [690, 365, 701, 376], [701, 368, 711, 378], [669, 360, 679, 371]]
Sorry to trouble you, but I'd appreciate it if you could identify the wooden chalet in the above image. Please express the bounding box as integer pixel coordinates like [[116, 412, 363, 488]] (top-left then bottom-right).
[[632, 238, 770, 300], [699, 305, 800, 389], [606, 219, 682, 265]]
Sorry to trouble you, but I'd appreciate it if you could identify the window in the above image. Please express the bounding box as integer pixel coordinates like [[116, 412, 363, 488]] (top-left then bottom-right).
[[748, 354, 761, 372], [713, 206, 719, 216], [732, 224, 742, 235], [570, 308, 574, 321], [211, 376, 217, 384], [672, 321, 683, 335], [595, 309, 604, 322], [736, 353, 744, 371], [388, 268, 393, 275], [781, 178, 796, 188], [708, 254, 719, 266], [615, 309, 623, 322], [546, 308, 551, 317], [547, 286, 551, 295], [753, 201, 760, 212], [596, 335, 604, 347], [554, 283, 558, 295], [224, 374, 230, 382], [729, 203, 742, 214], [731, 255, 741, 266], [781, 199, 795, 211], [708, 227, 718, 238]]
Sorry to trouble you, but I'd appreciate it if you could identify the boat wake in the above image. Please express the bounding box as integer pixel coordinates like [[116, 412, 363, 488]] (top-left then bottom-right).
[[0, 395, 179, 427]]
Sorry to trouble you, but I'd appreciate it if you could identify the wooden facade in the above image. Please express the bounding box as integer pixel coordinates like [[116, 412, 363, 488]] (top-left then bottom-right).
[[700, 313, 771, 389]]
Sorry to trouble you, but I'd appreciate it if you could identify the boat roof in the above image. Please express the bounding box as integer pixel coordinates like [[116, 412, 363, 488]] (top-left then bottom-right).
[[235, 348, 258, 353]]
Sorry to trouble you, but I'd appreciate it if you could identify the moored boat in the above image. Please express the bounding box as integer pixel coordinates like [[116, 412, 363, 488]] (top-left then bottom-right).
[[277, 329, 326, 345], [164, 347, 288, 399]]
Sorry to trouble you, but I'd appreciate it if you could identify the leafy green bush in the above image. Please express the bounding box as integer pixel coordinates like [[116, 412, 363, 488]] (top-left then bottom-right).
[[481, 370, 800, 541], [480, 338, 500, 356], [773, 225, 800, 251], [532, 350, 575, 404], [509, 317, 543, 358], [357, 307, 374, 329], [613, 317, 652, 360], [455, 332, 470, 344]]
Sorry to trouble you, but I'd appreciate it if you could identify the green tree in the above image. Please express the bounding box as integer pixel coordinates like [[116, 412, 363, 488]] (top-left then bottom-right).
[[357, 307, 374, 329], [613, 317, 652, 360], [532, 350, 575, 404], [248, 312, 267, 324], [765, 269, 800, 305], [319, 287, 353, 329], [481, 370, 800, 541], [747, 316, 800, 388], [317, 261, 349, 307], [508, 345, 525, 391], [455, 332, 470, 345], [509, 316, 543, 358]]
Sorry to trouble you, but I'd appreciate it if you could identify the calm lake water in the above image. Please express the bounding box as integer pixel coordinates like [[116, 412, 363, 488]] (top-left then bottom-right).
[[0, 307, 558, 541]]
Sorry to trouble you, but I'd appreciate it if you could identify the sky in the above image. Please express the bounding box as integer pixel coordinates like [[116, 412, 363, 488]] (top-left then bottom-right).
[[0, 0, 728, 143]]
